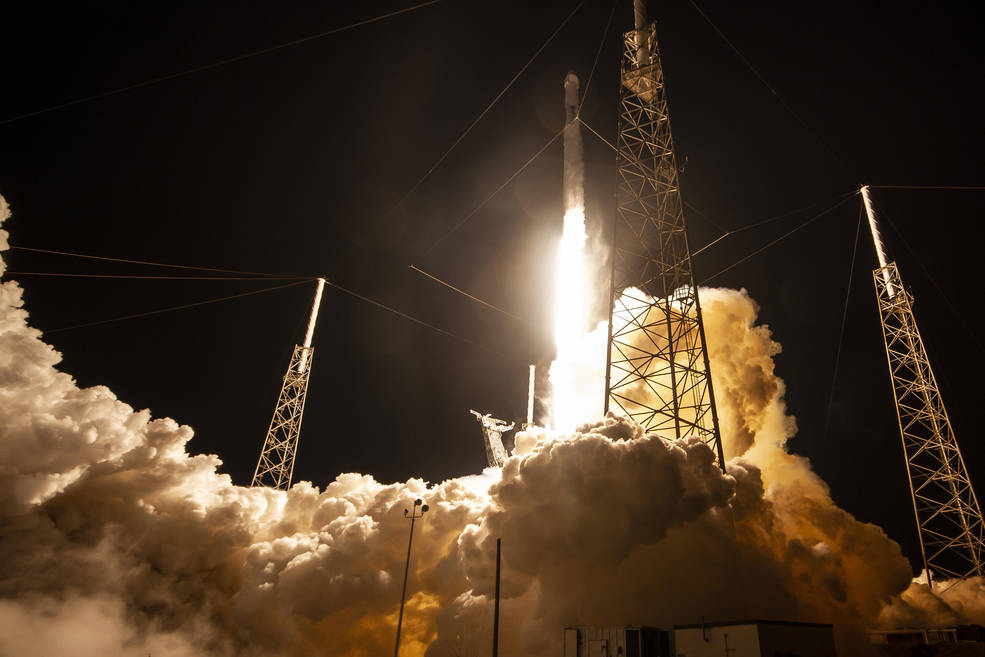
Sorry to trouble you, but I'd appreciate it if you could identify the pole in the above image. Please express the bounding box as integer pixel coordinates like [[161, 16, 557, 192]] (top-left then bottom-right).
[[297, 277, 325, 373], [526, 365, 536, 426], [394, 500, 427, 657], [860, 187, 895, 298], [492, 538, 501, 657], [394, 518, 416, 657]]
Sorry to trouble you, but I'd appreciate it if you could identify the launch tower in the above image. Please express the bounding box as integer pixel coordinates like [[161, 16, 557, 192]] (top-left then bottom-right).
[[604, 0, 724, 467], [862, 187, 984, 587], [252, 278, 326, 489]]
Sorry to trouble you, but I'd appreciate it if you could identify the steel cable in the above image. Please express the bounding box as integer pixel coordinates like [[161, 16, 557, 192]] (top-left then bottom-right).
[[1, 0, 442, 125]]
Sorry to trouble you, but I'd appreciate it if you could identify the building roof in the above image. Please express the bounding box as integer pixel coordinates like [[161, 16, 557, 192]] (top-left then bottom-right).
[[674, 619, 834, 630]]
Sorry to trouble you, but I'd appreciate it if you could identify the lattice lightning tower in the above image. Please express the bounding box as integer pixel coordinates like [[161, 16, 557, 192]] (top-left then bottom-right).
[[861, 187, 984, 588], [604, 0, 725, 468], [252, 278, 326, 489]]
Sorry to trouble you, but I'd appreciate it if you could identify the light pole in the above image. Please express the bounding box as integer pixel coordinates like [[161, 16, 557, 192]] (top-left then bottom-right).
[[394, 498, 428, 657]]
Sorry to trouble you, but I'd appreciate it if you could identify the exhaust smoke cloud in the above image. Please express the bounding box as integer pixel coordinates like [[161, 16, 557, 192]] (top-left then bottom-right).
[[1, 194, 983, 656]]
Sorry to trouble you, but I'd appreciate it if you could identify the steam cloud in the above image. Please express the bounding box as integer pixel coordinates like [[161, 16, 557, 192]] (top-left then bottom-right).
[[0, 194, 983, 656]]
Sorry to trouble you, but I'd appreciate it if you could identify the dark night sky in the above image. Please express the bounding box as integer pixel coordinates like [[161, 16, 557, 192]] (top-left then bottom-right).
[[2, 0, 983, 574]]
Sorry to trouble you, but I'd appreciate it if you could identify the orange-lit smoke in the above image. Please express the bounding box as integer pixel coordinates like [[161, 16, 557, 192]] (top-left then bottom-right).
[[2, 194, 984, 657]]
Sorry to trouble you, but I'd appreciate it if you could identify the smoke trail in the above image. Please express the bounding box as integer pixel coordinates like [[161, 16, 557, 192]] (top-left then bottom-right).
[[1, 193, 983, 657]]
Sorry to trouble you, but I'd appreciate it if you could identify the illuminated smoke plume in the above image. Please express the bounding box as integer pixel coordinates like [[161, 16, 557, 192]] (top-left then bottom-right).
[[1, 193, 983, 657]]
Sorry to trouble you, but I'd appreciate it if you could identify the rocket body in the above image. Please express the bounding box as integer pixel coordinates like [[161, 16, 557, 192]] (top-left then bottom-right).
[[564, 71, 579, 124], [562, 72, 583, 213]]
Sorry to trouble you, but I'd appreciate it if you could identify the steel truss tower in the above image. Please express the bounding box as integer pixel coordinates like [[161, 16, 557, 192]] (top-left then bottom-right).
[[604, 1, 724, 468], [862, 187, 984, 587], [252, 278, 326, 489]]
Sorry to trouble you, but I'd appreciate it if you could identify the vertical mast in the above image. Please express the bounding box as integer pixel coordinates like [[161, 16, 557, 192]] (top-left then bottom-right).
[[861, 186, 895, 297], [604, 0, 724, 469], [526, 364, 536, 427], [297, 277, 325, 373], [252, 278, 325, 489], [862, 187, 984, 588]]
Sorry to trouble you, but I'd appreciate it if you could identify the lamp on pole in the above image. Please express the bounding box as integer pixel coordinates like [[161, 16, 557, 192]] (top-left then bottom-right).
[[394, 498, 428, 657]]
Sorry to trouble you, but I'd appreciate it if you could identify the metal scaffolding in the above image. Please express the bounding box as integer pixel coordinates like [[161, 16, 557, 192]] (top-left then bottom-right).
[[863, 188, 984, 587], [470, 410, 513, 468], [252, 278, 325, 490], [604, 5, 724, 468]]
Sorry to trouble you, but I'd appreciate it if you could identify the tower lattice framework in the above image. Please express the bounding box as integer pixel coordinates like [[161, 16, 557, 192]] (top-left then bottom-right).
[[604, 16, 724, 468], [873, 261, 984, 586], [252, 345, 315, 489], [252, 278, 324, 490]]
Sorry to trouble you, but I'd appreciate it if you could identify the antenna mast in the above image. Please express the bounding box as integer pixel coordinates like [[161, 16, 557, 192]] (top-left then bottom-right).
[[252, 278, 326, 489], [526, 364, 536, 428], [862, 186, 984, 587], [604, 0, 724, 468]]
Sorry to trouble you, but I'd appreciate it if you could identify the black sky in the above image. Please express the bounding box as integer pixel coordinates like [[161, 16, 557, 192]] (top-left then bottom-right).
[[2, 0, 983, 574]]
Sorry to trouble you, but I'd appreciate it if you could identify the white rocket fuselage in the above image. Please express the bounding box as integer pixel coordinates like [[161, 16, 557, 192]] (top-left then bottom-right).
[[564, 72, 579, 124], [562, 72, 583, 213]]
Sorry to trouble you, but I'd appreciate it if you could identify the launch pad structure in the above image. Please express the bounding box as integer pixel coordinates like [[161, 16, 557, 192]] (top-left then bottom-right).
[[604, 0, 725, 468], [252, 278, 326, 490], [862, 187, 985, 588], [470, 410, 513, 468]]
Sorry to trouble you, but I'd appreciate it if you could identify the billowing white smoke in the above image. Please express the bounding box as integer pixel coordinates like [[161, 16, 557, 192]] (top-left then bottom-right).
[[0, 194, 982, 657]]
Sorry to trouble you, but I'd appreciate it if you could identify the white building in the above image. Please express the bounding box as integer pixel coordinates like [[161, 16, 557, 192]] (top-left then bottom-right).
[[672, 620, 836, 657]]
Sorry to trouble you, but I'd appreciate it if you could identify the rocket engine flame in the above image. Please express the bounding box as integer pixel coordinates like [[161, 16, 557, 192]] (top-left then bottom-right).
[[551, 204, 591, 432]]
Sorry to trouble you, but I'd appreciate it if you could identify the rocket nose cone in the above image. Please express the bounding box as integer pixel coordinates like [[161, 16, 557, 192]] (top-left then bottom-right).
[[564, 71, 580, 89]]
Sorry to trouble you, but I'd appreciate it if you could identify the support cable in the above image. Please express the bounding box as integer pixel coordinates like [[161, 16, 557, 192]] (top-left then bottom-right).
[[10, 245, 512, 355], [869, 185, 985, 191], [577, 116, 617, 153], [408, 265, 533, 326], [867, 196, 985, 356], [823, 204, 864, 437], [576, 0, 618, 115], [682, 0, 843, 166], [46, 280, 312, 333], [323, 280, 507, 357], [9, 245, 300, 278], [580, 115, 730, 234], [7, 272, 301, 281], [700, 193, 857, 284], [420, 128, 564, 255], [378, 0, 585, 224], [576, 116, 859, 258], [682, 201, 728, 234], [691, 190, 859, 256], [1, 0, 442, 126]]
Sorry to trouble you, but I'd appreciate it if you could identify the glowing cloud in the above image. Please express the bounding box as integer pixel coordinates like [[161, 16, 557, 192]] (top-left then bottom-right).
[[1, 195, 983, 656]]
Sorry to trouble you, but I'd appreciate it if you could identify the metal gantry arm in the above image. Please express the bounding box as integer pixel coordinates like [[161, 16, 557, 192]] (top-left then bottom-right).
[[470, 409, 513, 468]]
